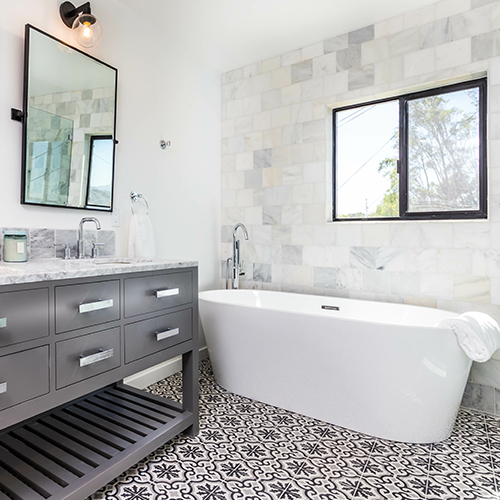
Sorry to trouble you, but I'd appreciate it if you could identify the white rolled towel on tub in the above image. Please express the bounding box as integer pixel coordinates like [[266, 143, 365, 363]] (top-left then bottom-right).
[[437, 312, 500, 362]]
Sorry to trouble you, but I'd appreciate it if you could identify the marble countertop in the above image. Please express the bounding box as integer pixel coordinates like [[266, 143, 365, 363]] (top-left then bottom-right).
[[0, 258, 198, 285]]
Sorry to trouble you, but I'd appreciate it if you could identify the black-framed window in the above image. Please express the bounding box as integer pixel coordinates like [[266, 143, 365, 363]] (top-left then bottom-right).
[[85, 135, 114, 209], [332, 78, 487, 221]]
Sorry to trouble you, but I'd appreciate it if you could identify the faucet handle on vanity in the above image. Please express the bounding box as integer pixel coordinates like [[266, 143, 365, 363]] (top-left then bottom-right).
[[91, 242, 105, 259], [239, 260, 245, 276], [55, 243, 71, 260]]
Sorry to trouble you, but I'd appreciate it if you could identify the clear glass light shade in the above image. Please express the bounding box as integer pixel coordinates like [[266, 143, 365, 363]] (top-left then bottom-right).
[[72, 13, 102, 48]]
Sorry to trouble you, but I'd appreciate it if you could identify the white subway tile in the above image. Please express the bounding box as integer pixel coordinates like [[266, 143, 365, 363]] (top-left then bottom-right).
[[420, 272, 454, 299], [261, 56, 281, 73], [272, 106, 292, 128], [236, 152, 253, 171], [282, 50, 301, 67], [375, 16, 404, 38], [454, 274, 490, 302], [403, 47, 436, 78], [301, 42, 324, 61], [337, 224, 363, 246]]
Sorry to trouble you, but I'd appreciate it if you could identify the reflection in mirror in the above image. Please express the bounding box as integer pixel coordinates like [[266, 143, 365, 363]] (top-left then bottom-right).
[[22, 25, 117, 211]]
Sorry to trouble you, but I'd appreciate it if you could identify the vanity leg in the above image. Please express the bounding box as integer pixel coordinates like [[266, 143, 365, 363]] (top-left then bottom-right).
[[182, 349, 199, 436]]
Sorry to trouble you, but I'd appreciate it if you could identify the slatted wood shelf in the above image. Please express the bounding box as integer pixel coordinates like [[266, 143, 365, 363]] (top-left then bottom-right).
[[0, 384, 193, 500]]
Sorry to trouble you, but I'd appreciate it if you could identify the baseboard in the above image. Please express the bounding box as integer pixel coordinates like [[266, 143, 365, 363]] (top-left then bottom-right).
[[124, 346, 209, 389]]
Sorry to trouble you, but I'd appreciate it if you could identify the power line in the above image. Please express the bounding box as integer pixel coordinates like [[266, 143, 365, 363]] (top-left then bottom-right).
[[338, 133, 397, 191]]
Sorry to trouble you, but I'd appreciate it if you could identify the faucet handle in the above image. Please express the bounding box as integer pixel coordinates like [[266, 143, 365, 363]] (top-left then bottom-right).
[[239, 260, 246, 276], [91, 242, 105, 259], [55, 243, 71, 260]]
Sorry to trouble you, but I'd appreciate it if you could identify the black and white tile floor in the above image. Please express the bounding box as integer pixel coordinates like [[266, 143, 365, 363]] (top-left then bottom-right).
[[89, 360, 500, 500]]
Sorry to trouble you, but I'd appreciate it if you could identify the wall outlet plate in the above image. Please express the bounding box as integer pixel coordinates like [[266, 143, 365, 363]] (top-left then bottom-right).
[[112, 209, 120, 227]]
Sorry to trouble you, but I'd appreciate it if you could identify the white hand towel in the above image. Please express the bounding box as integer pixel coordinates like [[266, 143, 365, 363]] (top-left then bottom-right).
[[128, 213, 156, 259], [437, 312, 500, 362]]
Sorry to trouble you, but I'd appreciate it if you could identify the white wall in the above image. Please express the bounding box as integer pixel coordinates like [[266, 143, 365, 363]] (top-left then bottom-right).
[[0, 0, 221, 302]]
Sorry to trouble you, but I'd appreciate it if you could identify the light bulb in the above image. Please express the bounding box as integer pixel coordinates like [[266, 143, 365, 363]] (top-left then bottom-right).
[[83, 22, 91, 39], [72, 13, 102, 48]]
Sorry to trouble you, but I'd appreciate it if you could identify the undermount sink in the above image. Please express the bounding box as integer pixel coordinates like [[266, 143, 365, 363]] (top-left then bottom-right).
[[93, 259, 132, 266]]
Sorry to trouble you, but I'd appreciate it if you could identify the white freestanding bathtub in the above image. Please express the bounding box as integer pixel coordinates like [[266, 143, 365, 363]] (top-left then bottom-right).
[[199, 289, 472, 443]]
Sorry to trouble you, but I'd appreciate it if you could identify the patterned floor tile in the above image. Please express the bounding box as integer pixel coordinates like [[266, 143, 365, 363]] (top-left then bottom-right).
[[88, 360, 500, 500]]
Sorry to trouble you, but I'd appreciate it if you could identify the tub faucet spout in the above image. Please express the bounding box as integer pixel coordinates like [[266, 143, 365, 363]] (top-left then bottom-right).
[[229, 223, 249, 289]]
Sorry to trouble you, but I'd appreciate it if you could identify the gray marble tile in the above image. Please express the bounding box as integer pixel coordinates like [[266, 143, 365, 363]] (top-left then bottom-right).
[[263, 206, 281, 225], [29, 228, 55, 260], [324, 34, 348, 54], [348, 64, 374, 91], [495, 388, 500, 415], [82, 230, 97, 258], [253, 149, 272, 169], [348, 25, 374, 45], [314, 267, 337, 289], [420, 18, 452, 49], [462, 382, 494, 413], [376, 247, 405, 271], [474, 359, 500, 387], [55, 229, 78, 259], [350, 247, 376, 269], [291, 60, 313, 83], [97, 230, 116, 257], [79, 114, 91, 128], [282, 245, 302, 265], [245, 169, 262, 189], [336, 46, 362, 71], [472, 31, 497, 62], [253, 263, 272, 283]]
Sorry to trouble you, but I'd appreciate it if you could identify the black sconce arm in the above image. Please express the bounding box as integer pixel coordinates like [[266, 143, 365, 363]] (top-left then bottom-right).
[[59, 2, 92, 28]]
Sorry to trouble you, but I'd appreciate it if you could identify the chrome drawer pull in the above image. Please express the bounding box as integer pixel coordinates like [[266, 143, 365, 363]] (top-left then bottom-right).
[[79, 348, 114, 367], [0, 318, 6, 328], [79, 299, 114, 314], [156, 328, 180, 341], [0, 382, 6, 394], [155, 288, 179, 298]]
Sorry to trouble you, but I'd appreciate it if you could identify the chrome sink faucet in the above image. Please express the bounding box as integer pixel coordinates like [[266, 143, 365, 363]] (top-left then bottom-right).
[[227, 223, 249, 289], [77, 217, 101, 258]]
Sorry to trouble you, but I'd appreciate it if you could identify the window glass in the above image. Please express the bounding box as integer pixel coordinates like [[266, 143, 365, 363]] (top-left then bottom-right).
[[336, 101, 399, 219], [407, 88, 480, 212], [86, 136, 113, 208]]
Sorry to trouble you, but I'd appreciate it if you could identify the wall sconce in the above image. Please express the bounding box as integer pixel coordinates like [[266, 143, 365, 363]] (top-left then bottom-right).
[[59, 2, 102, 48]]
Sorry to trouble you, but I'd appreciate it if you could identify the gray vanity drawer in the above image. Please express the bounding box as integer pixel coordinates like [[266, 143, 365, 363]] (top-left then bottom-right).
[[56, 327, 121, 389], [55, 280, 120, 333], [124, 308, 192, 363], [0, 288, 49, 348], [124, 271, 193, 318], [0, 346, 49, 411]]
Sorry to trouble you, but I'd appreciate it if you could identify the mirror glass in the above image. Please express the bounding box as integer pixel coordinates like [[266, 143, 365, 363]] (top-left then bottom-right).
[[22, 25, 117, 211]]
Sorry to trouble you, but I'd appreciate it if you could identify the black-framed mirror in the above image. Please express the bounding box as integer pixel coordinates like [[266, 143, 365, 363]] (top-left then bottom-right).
[[21, 25, 117, 211]]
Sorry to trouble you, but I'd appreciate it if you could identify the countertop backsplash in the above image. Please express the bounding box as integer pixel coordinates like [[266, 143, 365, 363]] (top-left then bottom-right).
[[0, 228, 115, 261]]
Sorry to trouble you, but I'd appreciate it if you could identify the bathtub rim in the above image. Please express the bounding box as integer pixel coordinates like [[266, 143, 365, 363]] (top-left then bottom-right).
[[199, 288, 460, 332]]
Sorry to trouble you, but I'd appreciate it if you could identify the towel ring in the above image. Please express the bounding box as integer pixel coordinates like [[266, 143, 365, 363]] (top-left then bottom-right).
[[130, 191, 149, 215]]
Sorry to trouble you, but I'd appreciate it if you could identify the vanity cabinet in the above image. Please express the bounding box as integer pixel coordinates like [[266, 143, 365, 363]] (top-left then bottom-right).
[[0, 264, 199, 500]]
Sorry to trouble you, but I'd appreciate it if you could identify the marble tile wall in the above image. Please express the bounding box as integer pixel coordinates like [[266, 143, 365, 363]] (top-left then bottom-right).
[[220, 0, 500, 415], [29, 87, 115, 207], [0, 228, 115, 261]]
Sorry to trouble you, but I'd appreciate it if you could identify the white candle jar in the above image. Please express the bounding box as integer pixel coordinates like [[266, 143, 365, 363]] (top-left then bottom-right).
[[3, 231, 28, 262]]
